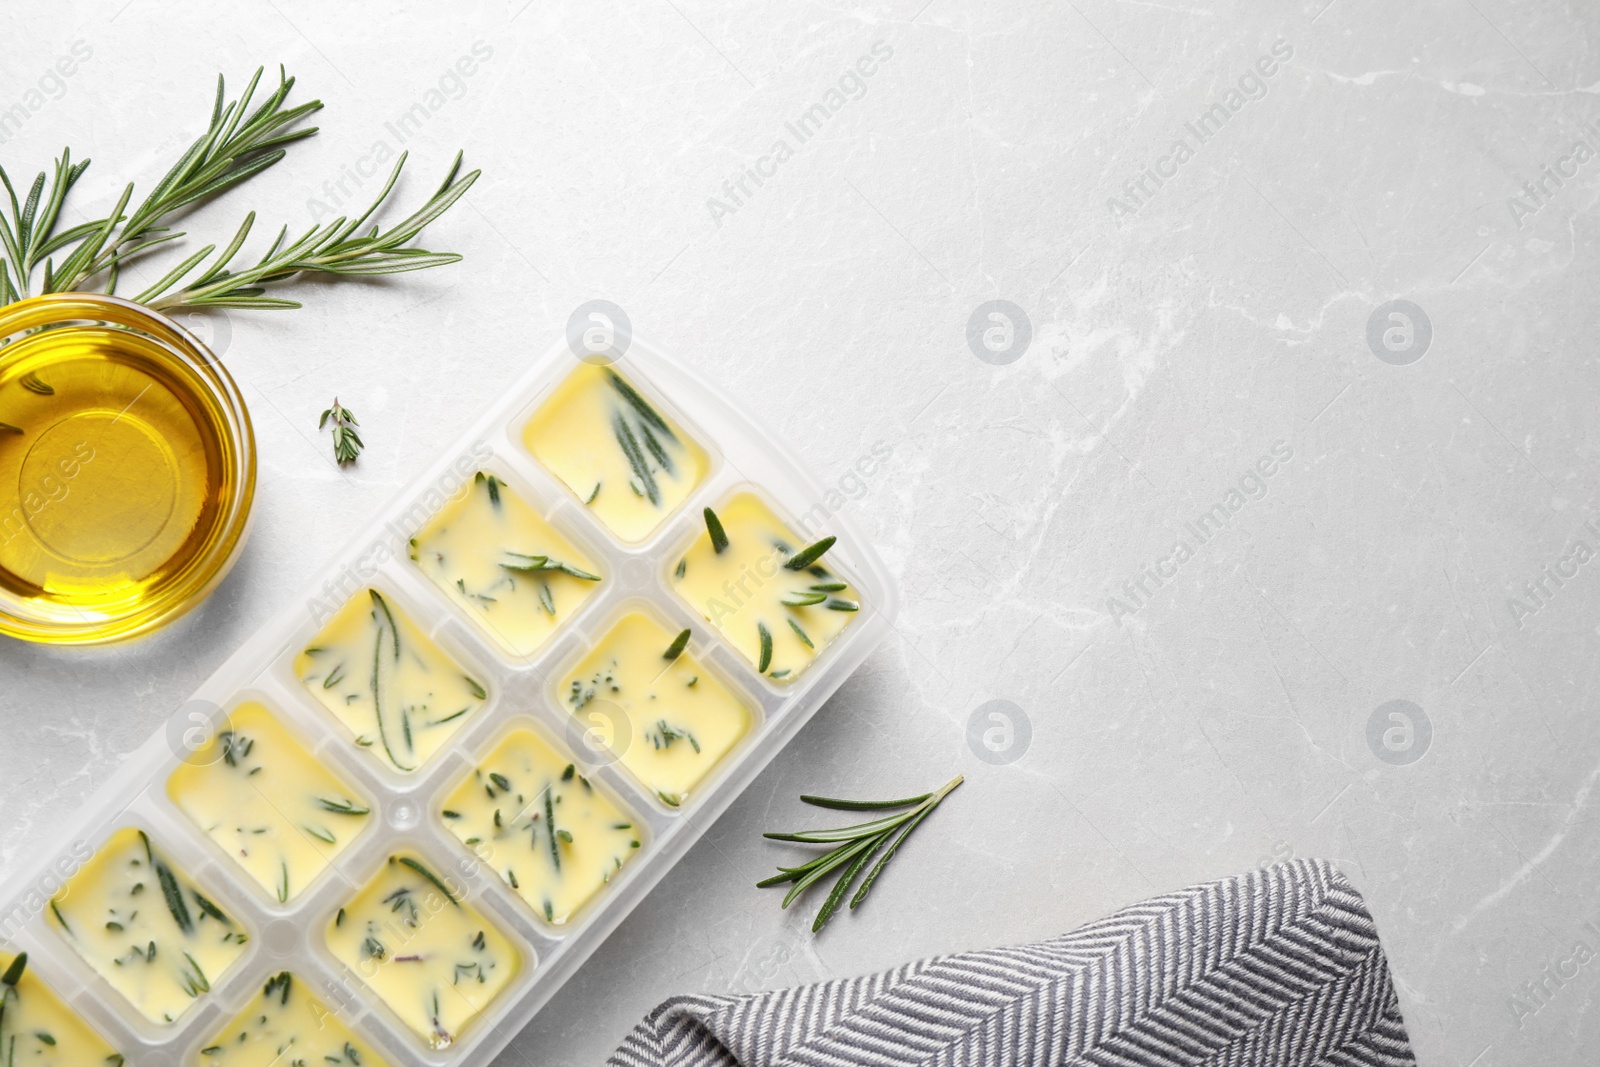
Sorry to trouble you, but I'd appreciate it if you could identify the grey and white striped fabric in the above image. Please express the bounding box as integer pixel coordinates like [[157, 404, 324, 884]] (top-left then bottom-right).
[[608, 858, 1415, 1067]]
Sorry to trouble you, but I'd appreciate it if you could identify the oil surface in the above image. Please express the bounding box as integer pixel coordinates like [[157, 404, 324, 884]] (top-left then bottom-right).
[[0, 950, 121, 1064], [327, 853, 519, 1050], [167, 701, 373, 904], [561, 611, 752, 807], [522, 364, 708, 543], [0, 323, 234, 635]]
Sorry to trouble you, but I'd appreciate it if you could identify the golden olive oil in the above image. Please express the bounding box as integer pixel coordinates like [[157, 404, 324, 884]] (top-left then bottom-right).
[[0, 295, 253, 643]]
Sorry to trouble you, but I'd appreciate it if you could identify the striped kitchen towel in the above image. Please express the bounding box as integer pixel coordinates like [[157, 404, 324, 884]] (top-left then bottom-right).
[[608, 858, 1415, 1067]]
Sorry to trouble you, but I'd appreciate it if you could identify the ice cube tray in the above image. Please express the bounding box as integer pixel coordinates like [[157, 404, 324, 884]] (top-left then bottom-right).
[[0, 334, 898, 1066]]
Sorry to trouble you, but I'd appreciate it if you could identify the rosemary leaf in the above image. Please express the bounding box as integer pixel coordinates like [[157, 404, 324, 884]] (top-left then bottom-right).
[[155, 858, 194, 934], [788, 617, 814, 649], [813, 835, 885, 932], [703, 507, 729, 553], [396, 856, 459, 907], [544, 789, 561, 873], [783, 536, 837, 571], [800, 790, 933, 811], [762, 809, 918, 844], [1, 952, 25, 986], [757, 621, 773, 673], [612, 412, 659, 506], [316, 796, 370, 816], [606, 371, 677, 443]]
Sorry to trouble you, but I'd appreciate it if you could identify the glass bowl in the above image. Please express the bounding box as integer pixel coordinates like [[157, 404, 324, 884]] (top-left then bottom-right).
[[0, 293, 255, 644]]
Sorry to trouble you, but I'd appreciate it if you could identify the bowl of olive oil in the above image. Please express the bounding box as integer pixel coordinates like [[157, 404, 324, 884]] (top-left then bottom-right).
[[0, 293, 255, 644]]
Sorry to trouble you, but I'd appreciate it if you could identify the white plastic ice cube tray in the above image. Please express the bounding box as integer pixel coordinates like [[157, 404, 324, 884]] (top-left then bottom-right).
[[0, 334, 898, 1066]]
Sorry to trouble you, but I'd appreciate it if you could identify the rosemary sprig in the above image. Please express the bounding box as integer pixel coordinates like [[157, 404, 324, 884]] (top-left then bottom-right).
[[53, 67, 323, 299], [154, 856, 194, 934], [0, 148, 93, 305], [0, 67, 479, 313], [320, 399, 362, 465], [1, 68, 317, 302], [143, 145, 476, 311], [758, 774, 963, 932]]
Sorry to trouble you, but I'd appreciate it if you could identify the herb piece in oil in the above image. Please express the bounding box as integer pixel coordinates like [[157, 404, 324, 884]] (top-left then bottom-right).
[[395, 855, 459, 907], [757, 621, 773, 673], [613, 411, 660, 506], [500, 552, 600, 581], [368, 589, 412, 771], [788, 617, 814, 649], [646, 720, 700, 754], [783, 536, 836, 571], [703, 507, 729, 553], [476, 471, 502, 507], [607, 371, 677, 443]]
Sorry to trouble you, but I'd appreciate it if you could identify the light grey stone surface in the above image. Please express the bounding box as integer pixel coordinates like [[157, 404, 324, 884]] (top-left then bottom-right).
[[2, 2, 1597, 1064]]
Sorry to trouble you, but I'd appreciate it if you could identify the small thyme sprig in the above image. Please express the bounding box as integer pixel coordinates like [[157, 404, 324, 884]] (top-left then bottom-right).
[[758, 774, 963, 933], [320, 399, 362, 465]]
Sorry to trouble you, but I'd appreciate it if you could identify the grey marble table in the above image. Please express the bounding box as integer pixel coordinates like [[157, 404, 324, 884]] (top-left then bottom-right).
[[2, 2, 1596, 1064]]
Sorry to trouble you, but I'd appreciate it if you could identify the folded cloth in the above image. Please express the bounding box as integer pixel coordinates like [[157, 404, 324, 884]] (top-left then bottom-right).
[[608, 858, 1416, 1067]]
